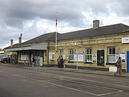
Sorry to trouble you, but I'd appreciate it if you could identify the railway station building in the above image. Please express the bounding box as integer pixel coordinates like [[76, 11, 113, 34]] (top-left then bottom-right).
[[4, 20, 129, 72]]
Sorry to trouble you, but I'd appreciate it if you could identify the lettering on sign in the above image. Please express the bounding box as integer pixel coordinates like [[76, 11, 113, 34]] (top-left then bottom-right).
[[122, 37, 129, 43]]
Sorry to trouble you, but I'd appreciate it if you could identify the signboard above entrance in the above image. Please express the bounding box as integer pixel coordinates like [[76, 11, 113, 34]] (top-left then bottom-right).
[[122, 37, 129, 43]]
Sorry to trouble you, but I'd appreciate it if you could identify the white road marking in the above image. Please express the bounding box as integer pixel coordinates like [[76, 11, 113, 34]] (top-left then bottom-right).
[[47, 81, 98, 96], [47, 81, 123, 97], [96, 90, 123, 96], [56, 78, 120, 91]]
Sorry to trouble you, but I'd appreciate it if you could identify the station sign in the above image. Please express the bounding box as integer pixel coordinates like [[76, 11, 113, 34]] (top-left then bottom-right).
[[122, 37, 129, 43]]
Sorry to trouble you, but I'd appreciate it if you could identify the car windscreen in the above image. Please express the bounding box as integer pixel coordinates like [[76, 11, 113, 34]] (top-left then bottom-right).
[[0, 54, 4, 58]]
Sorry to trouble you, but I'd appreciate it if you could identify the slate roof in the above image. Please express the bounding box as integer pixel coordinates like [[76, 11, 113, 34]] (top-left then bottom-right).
[[5, 32, 60, 49], [23, 32, 59, 44], [4, 23, 129, 49], [58, 23, 129, 41]]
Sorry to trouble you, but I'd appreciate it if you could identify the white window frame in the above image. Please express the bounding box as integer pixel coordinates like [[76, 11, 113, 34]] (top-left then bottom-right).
[[69, 49, 74, 61], [108, 47, 116, 63], [74, 51, 84, 62], [85, 48, 92, 62], [49, 52, 55, 61], [21, 55, 28, 61]]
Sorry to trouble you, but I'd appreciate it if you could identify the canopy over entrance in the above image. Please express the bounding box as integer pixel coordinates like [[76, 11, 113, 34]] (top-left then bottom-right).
[[5, 43, 48, 51]]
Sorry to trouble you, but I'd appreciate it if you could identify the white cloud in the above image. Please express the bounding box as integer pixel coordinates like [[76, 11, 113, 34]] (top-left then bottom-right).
[[0, 0, 129, 49]]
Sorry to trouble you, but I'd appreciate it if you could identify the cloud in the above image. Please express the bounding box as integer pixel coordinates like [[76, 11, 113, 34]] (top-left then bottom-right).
[[108, 0, 129, 16], [0, 0, 129, 48], [0, 0, 111, 28], [1, 0, 128, 28]]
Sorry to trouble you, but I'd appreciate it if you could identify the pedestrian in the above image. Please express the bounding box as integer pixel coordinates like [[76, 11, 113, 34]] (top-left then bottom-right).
[[57, 56, 61, 68], [57, 55, 64, 68], [32, 56, 35, 67], [60, 56, 64, 68], [114, 57, 122, 76]]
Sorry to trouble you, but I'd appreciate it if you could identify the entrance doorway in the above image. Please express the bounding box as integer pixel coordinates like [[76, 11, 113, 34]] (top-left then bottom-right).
[[97, 50, 105, 66], [127, 51, 129, 72], [31, 50, 44, 66]]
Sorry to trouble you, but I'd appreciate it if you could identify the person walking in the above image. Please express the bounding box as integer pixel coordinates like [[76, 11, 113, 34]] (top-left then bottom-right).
[[114, 57, 122, 76], [32, 56, 35, 67], [57, 55, 64, 68], [57, 56, 61, 68], [60, 56, 64, 68]]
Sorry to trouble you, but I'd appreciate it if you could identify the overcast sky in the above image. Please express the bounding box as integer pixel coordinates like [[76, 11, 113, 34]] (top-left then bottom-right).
[[0, 0, 129, 48]]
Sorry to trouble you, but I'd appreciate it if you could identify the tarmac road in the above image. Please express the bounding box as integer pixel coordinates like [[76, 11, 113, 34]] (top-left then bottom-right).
[[0, 63, 129, 97]]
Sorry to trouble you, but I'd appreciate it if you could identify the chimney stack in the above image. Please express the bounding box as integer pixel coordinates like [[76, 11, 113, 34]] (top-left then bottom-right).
[[10, 39, 13, 47], [18, 37, 21, 44], [93, 20, 99, 29], [18, 34, 22, 44]]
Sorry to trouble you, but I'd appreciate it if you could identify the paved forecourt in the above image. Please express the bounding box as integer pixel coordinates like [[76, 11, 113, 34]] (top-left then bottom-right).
[[0, 63, 129, 97]]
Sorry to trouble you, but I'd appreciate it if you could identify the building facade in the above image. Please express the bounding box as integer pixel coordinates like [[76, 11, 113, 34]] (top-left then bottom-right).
[[4, 20, 129, 72]]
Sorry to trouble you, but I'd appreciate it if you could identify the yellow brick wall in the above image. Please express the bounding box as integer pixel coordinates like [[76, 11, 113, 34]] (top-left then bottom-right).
[[5, 33, 129, 71], [49, 33, 129, 71]]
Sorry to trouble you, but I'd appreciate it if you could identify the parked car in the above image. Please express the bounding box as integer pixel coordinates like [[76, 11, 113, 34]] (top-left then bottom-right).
[[0, 54, 5, 62], [1, 57, 10, 63]]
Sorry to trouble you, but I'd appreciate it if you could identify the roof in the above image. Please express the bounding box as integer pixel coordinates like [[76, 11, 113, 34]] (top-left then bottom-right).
[[5, 23, 129, 50], [23, 32, 60, 44], [5, 32, 60, 49], [58, 23, 129, 41]]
